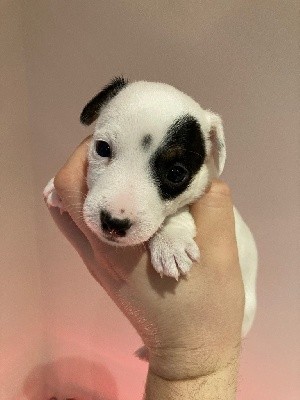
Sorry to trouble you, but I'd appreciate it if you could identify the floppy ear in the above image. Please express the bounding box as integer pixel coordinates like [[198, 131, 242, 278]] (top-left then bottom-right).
[[80, 76, 128, 126], [207, 111, 226, 176]]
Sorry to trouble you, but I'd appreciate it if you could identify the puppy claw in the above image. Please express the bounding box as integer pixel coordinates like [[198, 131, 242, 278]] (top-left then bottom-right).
[[59, 207, 66, 215], [185, 242, 201, 262]]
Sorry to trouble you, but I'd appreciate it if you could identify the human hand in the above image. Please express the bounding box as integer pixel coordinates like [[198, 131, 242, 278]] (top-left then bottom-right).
[[45, 136, 244, 383]]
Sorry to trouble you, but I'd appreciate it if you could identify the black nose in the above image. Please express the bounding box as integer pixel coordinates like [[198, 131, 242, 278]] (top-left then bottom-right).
[[100, 210, 132, 237]]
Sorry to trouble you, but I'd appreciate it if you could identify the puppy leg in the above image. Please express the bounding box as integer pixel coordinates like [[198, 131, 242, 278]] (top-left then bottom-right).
[[148, 206, 200, 280], [233, 207, 258, 336], [43, 177, 65, 212]]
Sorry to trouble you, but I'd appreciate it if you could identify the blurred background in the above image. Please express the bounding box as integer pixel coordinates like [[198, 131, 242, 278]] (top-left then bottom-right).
[[1, 1, 299, 399]]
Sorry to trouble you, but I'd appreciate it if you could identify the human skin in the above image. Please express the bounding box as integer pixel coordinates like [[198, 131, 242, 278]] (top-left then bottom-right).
[[45, 136, 245, 399]]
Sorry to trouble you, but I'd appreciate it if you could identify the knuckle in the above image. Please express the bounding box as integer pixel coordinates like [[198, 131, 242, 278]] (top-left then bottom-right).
[[209, 179, 231, 198]]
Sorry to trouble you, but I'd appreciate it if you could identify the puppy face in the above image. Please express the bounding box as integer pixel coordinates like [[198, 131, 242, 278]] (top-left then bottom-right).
[[81, 78, 226, 246]]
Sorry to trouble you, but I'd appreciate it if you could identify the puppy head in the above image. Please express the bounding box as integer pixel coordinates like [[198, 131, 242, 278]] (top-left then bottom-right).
[[81, 77, 226, 246]]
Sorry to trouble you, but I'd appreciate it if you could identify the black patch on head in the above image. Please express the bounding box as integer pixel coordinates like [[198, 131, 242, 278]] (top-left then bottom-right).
[[80, 76, 128, 126], [141, 134, 152, 150], [149, 114, 206, 200]]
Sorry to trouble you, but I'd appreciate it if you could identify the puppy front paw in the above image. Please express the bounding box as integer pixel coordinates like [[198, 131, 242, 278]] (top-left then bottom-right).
[[148, 233, 200, 280], [43, 177, 64, 212]]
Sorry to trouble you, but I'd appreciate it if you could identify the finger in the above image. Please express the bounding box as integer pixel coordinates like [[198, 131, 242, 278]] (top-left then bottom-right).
[[53, 136, 97, 244], [47, 204, 93, 265], [46, 198, 124, 293], [190, 180, 239, 270]]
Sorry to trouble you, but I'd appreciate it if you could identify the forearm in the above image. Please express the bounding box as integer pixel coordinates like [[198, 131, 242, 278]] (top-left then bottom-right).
[[144, 360, 239, 400]]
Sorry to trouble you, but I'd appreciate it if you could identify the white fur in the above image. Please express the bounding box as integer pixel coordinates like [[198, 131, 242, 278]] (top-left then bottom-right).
[[43, 80, 257, 337]]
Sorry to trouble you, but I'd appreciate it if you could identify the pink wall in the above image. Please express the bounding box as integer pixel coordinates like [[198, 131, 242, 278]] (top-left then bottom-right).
[[1, 1, 299, 399], [0, 1, 43, 398]]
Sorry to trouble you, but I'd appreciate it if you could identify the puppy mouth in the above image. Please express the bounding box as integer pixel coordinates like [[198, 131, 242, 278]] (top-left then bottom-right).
[[84, 220, 122, 244], [103, 231, 122, 243], [101, 228, 149, 246]]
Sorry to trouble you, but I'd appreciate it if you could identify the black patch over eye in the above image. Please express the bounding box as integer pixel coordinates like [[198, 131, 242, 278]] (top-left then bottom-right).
[[149, 114, 206, 200], [166, 163, 189, 185], [95, 140, 111, 157]]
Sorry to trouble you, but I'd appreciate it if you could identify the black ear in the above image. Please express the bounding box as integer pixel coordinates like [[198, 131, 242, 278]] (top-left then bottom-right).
[[80, 76, 129, 126]]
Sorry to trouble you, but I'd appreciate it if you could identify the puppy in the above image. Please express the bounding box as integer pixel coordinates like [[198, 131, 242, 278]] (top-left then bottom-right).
[[44, 77, 257, 336]]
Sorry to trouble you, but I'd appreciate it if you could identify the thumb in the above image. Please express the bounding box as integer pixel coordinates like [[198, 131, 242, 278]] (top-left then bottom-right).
[[47, 203, 93, 265], [190, 180, 239, 271]]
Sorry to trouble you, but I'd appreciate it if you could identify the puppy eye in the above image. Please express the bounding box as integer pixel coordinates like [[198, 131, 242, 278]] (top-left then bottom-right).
[[95, 140, 111, 158], [166, 163, 189, 185]]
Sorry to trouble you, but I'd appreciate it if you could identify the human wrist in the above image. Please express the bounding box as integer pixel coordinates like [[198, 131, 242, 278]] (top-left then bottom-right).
[[145, 353, 240, 400], [147, 341, 241, 381]]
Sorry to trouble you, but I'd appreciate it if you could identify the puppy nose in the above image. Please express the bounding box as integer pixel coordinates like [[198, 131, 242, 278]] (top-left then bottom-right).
[[100, 210, 132, 237]]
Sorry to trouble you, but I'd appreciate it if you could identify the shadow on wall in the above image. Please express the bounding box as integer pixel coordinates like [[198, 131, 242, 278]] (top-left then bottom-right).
[[22, 356, 118, 400]]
